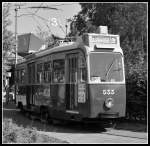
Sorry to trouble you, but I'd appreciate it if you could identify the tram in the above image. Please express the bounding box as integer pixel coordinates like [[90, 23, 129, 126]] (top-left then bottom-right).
[[15, 26, 126, 123]]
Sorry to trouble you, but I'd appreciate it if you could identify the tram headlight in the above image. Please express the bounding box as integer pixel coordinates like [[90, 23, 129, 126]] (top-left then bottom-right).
[[105, 98, 114, 109]]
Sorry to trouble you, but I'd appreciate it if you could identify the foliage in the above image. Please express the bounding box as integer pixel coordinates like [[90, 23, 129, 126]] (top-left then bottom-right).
[[3, 118, 68, 143], [3, 3, 15, 86], [69, 3, 147, 120], [35, 26, 64, 49], [3, 3, 15, 60]]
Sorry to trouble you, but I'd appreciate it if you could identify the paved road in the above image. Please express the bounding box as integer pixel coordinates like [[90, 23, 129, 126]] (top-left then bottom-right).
[[39, 131, 147, 143], [2, 103, 148, 144]]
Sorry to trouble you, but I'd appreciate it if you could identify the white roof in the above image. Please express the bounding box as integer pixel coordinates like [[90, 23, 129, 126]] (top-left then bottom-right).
[[36, 41, 83, 58]]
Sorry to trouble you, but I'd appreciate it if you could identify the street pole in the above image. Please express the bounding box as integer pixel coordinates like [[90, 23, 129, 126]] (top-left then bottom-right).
[[15, 8, 18, 65], [14, 7, 18, 104]]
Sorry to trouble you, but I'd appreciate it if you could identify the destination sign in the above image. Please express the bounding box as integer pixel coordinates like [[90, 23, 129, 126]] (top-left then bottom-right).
[[90, 35, 117, 44]]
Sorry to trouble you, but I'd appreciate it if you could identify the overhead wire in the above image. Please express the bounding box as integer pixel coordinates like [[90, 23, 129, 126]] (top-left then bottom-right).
[[18, 12, 54, 36], [17, 3, 53, 35], [44, 3, 66, 36], [4, 3, 69, 37], [42, 3, 78, 7], [24, 5, 43, 29], [3, 3, 78, 11], [32, 2, 44, 15]]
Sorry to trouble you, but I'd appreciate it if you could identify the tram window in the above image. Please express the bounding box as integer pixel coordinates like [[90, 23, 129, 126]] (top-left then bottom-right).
[[37, 63, 44, 83], [19, 71, 21, 83], [79, 56, 87, 82], [32, 64, 35, 83], [18, 86, 26, 94], [16, 70, 19, 83], [44, 61, 52, 83], [90, 53, 124, 82], [28, 63, 35, 83], [20, 69, 25, 83], [53, 59, 65, 83], [16, 69, 25, 84]]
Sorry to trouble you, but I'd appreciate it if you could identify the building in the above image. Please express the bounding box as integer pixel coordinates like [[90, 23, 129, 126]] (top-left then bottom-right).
[[3, 33, 44, 90], [18, 33, 45, 57]]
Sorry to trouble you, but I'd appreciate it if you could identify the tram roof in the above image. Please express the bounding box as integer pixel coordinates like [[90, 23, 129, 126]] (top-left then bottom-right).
[[35, 41, 85, 58], [17, 33, 123, 65]]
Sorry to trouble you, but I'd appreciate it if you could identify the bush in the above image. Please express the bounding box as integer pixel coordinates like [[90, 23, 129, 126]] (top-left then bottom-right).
[[3, 118, 68, 143], [125, 64, 147, 121], [3, 119, 37, 143]]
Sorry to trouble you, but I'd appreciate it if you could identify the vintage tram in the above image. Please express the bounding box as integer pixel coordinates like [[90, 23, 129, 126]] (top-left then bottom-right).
[[15, 26, 126, 123]]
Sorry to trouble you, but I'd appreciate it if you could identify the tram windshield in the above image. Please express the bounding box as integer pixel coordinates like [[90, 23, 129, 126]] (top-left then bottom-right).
[[90, 52, 124, 83]]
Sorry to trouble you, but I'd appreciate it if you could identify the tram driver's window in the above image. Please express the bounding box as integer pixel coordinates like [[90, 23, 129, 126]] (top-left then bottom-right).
[[79, 56, 87, 82], [53, 59, 65, 83]]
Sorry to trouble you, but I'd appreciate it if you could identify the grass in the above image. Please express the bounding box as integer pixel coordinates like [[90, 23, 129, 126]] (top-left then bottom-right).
[[3, 118, 68, 144]]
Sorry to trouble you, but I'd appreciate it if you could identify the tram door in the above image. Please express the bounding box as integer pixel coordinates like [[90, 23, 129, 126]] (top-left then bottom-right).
[[66, 54, 78, 111]]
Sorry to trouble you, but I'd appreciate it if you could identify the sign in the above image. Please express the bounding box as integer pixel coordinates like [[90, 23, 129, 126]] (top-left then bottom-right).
[[78, 92, 86, 103], [78, 84, 86, 103], [103, 89, 115, 95], [7, 72, 11, 77], [82, 33, 119, 47], [90, 35, 117, 44]]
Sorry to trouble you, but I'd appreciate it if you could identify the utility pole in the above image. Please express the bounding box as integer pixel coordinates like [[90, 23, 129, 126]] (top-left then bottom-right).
[[15, 7, 18, 65], [14, 6, 18, 104]]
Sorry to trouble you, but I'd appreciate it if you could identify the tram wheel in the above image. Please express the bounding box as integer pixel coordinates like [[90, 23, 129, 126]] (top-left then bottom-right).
[[110, 120, 117, 129], [101, 119, 117, 130]]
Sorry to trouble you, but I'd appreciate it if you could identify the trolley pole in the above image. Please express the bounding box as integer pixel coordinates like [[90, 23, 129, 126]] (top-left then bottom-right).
[[65, 24, 68, 38], [65, 19, 68, 38], [14, 7, 18, 104]]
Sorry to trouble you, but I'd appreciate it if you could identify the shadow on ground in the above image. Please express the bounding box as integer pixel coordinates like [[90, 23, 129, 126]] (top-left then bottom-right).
[[114, 121, 147, 132], [3, 103, 147, 134]]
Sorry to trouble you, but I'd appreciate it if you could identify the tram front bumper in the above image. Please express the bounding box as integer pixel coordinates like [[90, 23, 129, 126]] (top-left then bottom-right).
[[98, 112, 119, 119]]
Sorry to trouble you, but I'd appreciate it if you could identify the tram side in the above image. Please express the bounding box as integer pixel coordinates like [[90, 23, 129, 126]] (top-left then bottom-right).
[[16, 47, 90, 122]]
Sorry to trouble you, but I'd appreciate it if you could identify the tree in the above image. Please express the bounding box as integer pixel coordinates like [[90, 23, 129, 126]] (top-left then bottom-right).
[[35, 25, 65, 49], [69, 3, 147, 120], [69, 3, 147, 80], [3, 3, 15, 89]]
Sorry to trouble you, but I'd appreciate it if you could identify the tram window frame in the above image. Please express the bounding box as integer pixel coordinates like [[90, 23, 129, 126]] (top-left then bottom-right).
[[79, 55, 87, 83], [20, 69, 25, 84], [16, 70, 20, 83], [53, 59, 65, 83], [18, 86, 26, 95], [44, 61, 52, 83], [16, 69, 25, 84], [28, 63, 35, 84], [37, 63, 44, 83]]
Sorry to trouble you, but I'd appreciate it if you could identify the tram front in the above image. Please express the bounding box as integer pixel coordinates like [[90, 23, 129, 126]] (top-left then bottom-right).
[[83, 26, 126, 120], [89, 52, 126, 119]]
